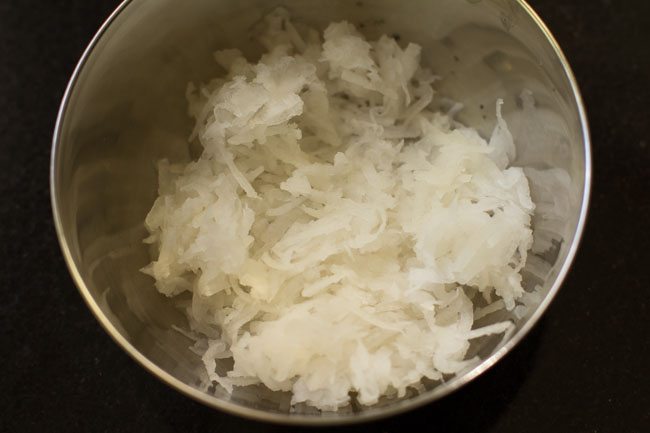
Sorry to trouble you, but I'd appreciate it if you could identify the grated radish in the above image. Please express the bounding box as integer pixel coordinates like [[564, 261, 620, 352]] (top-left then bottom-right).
[[143, 9, 535, 411]]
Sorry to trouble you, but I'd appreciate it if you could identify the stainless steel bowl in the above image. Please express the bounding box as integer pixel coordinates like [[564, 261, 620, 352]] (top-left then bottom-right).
[[51, 0, 590, 424]]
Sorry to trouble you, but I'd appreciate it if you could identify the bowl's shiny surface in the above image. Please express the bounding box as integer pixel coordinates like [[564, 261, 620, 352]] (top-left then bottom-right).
[[51, 0, 590, 424]]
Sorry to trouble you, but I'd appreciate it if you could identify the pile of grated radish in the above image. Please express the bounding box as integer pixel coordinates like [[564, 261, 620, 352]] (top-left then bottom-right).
[[143, 9, 535, 411]]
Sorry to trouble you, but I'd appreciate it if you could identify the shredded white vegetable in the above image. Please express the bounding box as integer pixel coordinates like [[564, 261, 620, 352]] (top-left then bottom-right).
[[143, 9, 535, 411]]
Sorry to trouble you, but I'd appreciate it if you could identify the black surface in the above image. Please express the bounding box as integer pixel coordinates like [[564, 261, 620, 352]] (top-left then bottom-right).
[[1, 1, 648, 432]]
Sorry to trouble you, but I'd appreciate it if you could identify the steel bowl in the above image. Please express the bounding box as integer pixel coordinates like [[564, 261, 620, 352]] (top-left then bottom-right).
[[51, 0, 591, 424]]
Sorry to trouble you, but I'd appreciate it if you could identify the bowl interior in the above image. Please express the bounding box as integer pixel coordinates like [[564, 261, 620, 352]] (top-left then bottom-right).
[[52, 0, 588, 422]]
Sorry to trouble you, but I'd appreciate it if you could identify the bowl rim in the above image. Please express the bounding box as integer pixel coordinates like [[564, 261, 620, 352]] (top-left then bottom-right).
[[51, 0, 592, 425]]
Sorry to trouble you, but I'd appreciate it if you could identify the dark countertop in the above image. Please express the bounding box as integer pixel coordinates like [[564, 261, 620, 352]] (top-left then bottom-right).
[[1, 1, 648, 432]]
